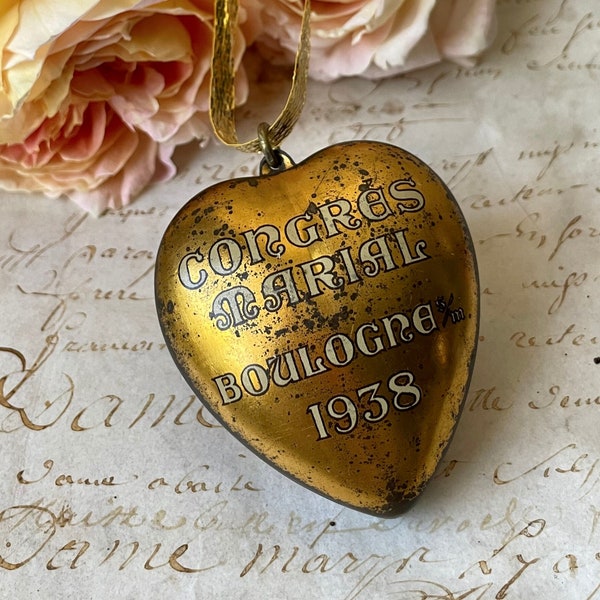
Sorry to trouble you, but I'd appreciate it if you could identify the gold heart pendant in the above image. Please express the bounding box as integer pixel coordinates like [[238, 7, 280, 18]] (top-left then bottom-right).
[[155, 141, 479, 517]]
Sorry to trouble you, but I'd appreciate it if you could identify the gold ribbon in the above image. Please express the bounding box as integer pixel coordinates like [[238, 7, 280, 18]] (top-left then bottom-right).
[[210, 0, 311, 154]]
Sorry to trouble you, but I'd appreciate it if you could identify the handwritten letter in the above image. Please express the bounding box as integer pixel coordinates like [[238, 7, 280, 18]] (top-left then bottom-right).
[[0, 0, 599, 597]]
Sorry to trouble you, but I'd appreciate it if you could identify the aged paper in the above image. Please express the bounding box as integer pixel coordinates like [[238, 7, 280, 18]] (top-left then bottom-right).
[[1, 0, 599, 597]]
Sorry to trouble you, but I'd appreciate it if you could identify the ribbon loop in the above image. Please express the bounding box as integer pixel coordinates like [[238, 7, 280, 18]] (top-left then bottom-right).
[[210, 0, 311, 154]]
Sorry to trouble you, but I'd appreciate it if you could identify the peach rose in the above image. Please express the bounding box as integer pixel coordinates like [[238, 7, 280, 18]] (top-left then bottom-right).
[[0, 0, 260, 214], [256, 0, 497, 81]]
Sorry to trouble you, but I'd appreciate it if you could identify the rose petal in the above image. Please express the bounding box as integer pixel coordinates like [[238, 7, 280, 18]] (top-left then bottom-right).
[[0, 0, 255, 213], [431, 0, 497, 62], [257, 0, 496, 80]]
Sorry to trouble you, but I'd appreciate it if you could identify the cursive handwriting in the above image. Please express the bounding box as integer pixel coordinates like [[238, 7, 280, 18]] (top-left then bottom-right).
[[529, 384, 600, 409], [493, 443, 600, 498], [510, 323, 598, 349], [522, 268, 589, 314]]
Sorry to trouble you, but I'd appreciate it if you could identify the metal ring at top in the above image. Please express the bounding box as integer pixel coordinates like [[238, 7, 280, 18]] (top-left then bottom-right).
[[257, 122, 282, 170]]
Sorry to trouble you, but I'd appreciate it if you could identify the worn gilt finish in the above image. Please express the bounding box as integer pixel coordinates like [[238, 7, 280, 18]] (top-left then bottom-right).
[[155, 141, 479, 517]]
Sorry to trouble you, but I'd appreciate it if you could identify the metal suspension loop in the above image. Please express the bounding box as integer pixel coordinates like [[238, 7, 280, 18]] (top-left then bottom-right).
[[257, 122, 296, 175], [257, 123, 282, 170]]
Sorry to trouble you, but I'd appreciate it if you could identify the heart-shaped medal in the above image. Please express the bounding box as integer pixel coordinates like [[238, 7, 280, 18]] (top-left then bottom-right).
[[155, 141, 478, 517]]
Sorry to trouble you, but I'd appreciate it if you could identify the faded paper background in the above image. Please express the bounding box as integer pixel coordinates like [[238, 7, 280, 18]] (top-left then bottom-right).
[[1, 0, 599, 597]]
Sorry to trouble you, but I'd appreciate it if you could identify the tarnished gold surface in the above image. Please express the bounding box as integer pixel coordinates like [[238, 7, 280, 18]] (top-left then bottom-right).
[[155, 141, 479, 517]]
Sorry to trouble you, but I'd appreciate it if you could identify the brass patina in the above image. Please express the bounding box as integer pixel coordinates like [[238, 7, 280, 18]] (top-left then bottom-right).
[[155, 141, 479, 517]]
